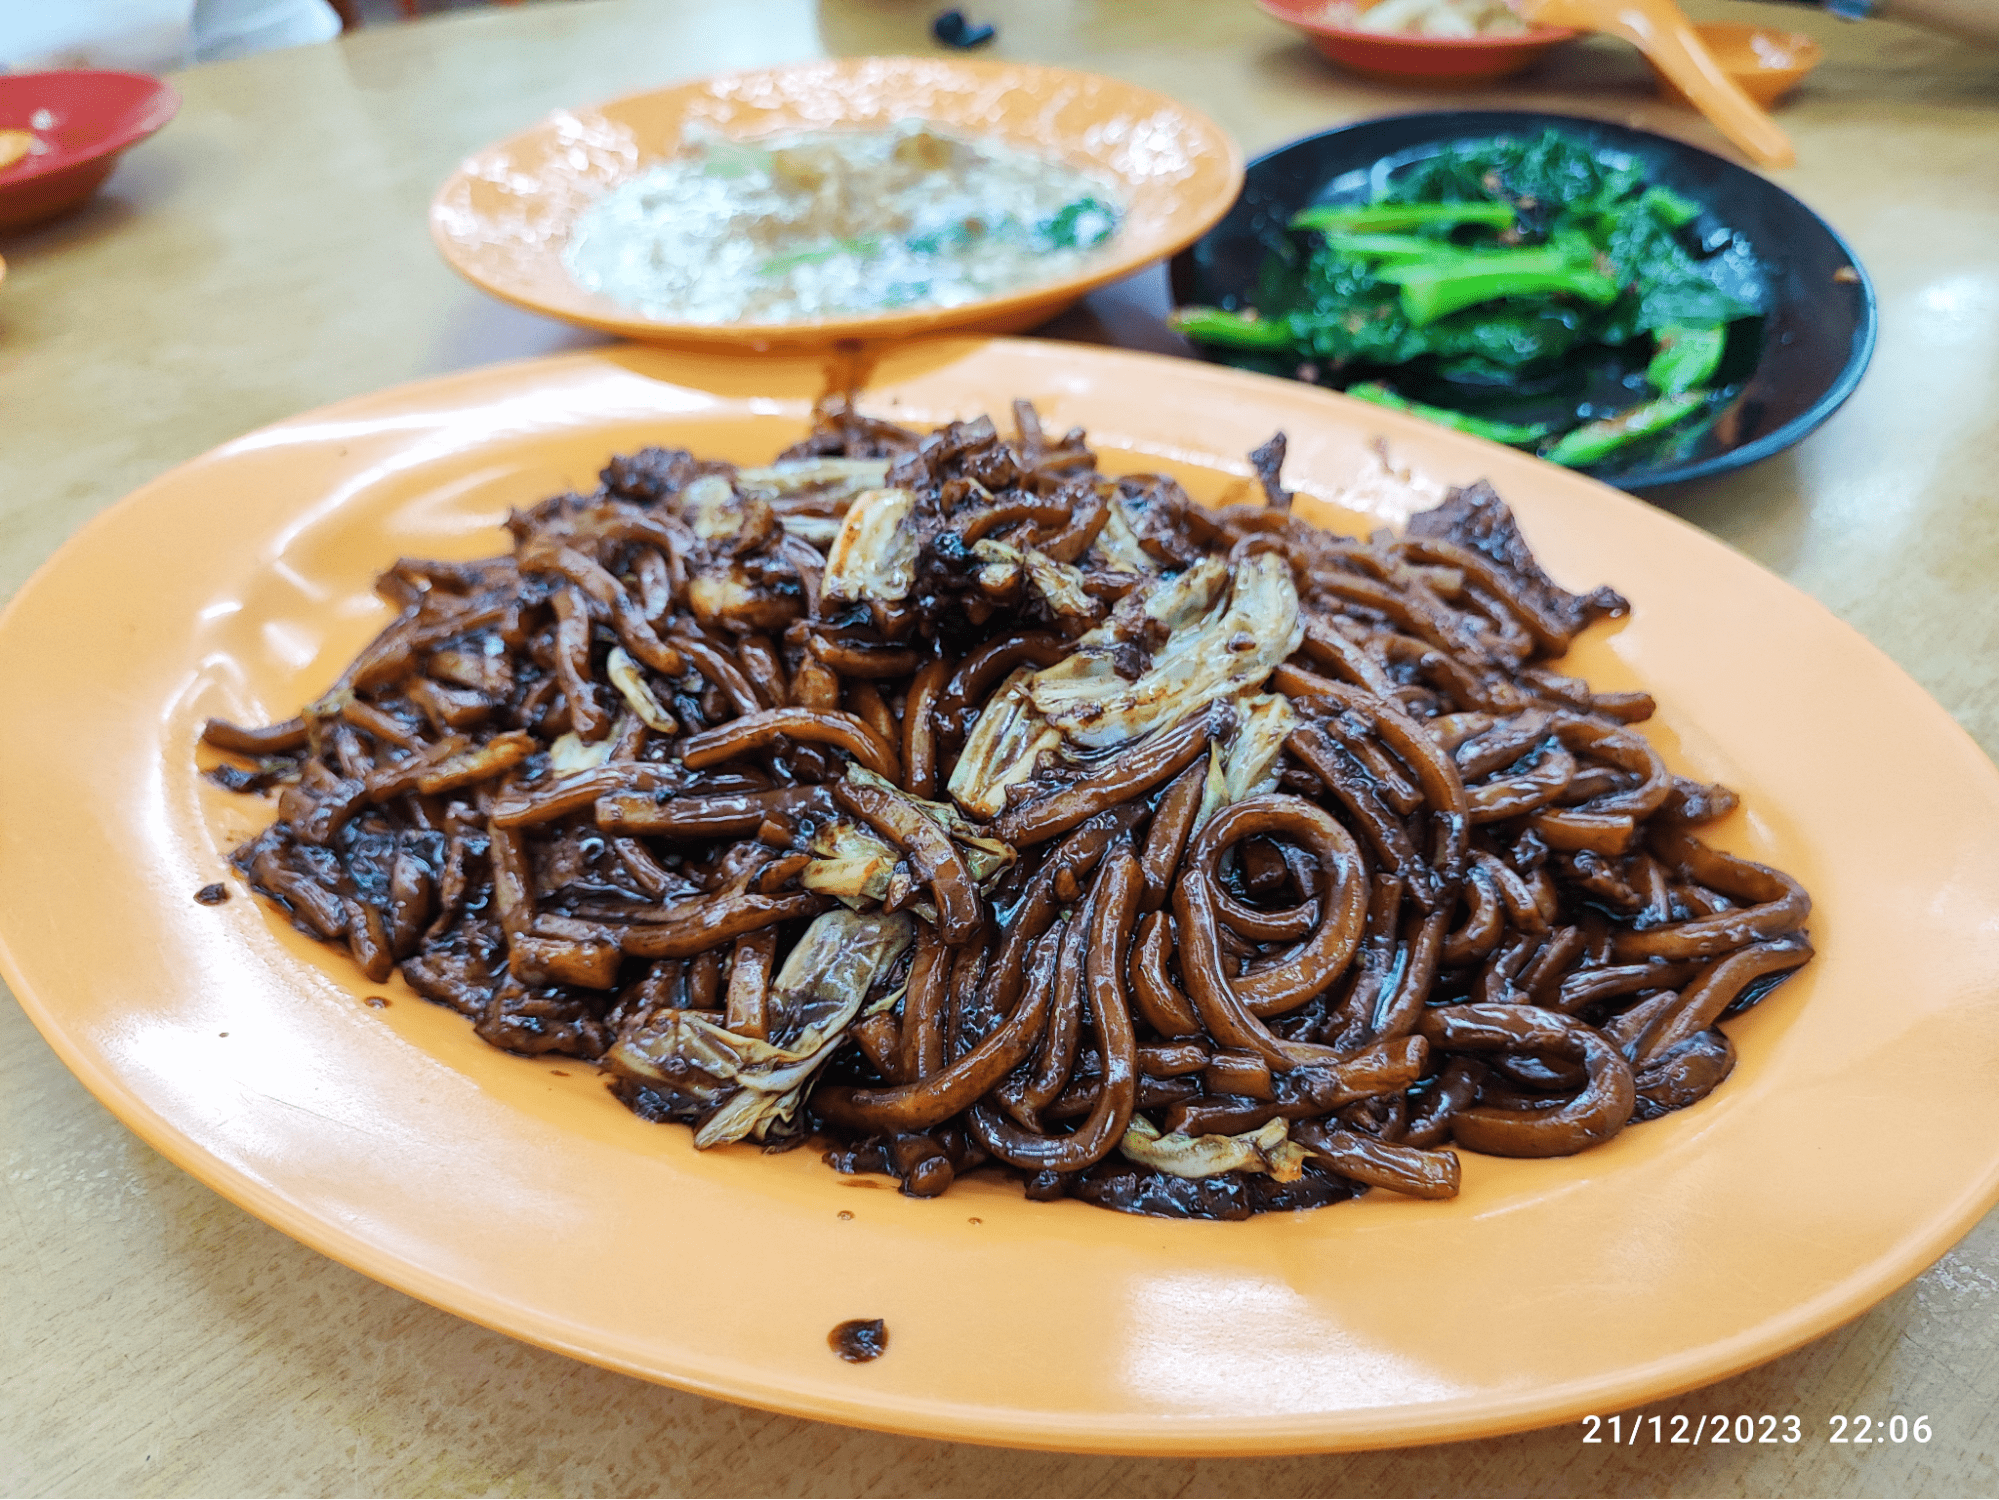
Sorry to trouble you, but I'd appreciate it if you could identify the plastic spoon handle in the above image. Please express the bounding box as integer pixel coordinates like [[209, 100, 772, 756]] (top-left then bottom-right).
[[1522, 0, 1795, 168]]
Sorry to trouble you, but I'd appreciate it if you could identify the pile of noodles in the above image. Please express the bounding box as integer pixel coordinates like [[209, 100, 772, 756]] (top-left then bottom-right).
[[202, 401, 1811, 1219]]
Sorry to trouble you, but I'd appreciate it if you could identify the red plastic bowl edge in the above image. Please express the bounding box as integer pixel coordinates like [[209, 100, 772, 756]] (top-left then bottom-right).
[[0, 70, 181, 190]]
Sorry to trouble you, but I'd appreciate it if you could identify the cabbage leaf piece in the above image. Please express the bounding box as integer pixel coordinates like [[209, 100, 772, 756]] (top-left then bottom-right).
[[1119, 1114, 1309, 1182], [1028, 552, 1302, 748], [1192, 690, 1301, 830], [970, 538, 1098, 621], [821, 487, 920, 605], [800, 819, 903, 907], [948, 554, 1303, 818], [735, 457, 890, 501], [803, 765, 1015, 908], [945, 666, 1064, 820], [1084, 498, 1161, 575], [547, 731, 615, 774], [844, 764, 1016, 876], [607, 909, 913, 1148]]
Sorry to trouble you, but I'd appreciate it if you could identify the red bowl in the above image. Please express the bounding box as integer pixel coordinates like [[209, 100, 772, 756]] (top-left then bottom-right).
[[1256, 0, 1576, 85], [0, 71, 180, 233]]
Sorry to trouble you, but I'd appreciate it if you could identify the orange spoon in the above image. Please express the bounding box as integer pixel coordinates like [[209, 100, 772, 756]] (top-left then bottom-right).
[[1521, 0, 1796, 167]]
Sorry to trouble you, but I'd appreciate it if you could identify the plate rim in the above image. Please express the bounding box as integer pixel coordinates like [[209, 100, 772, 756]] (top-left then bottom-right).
[[3, 338, 1996, 1456]]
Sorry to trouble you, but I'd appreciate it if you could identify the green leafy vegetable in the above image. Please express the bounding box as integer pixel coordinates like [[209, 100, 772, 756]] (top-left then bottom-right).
[[1345, 383, 1554, 446], [1392, 131, 1644, 218], [1041, 195, 1119, 250], [1169, 307, 1299, 350], [1372, 247, 1622, 326], [1542, 392, 1710, 467], [1318, 232, 1470, 262], [1173, 129, 1766, 471], [759, 237, 882, 277], [1599, 207, 1757, 332], [1646, 325, 1725, 396], [1290, 201, 1516, 234]]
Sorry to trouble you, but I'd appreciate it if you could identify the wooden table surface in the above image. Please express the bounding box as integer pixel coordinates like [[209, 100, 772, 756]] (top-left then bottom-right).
[[4, 2, 1996, 1494]]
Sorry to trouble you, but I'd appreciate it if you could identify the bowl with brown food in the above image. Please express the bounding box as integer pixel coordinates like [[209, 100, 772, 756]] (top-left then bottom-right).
[[4, 340, 1997, 1452]]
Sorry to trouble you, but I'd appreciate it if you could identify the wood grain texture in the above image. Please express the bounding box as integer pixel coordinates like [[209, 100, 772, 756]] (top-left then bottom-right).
[[3, 0, 1997, 1492]]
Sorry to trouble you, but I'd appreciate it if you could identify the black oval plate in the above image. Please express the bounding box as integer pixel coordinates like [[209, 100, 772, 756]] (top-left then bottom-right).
[[1169, 111, 1877, 491]]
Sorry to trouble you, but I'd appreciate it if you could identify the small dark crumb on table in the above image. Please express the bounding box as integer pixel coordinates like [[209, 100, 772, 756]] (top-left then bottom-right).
[[931, 9, 996, 46], [836, 1210, 854, 1221], [549, 1068, 570, 1076], [829, 1318, 888, 1362], [364, 995, 390, 1009], [967, 1217, 981, 1225], [194, 883, 229, 905]]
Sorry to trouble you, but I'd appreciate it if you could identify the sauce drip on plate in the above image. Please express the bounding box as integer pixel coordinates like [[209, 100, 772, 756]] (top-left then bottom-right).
[[828, 1317, 889, 1362]]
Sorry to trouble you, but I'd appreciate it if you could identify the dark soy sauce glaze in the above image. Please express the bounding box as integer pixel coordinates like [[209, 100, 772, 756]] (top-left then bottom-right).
[[829, 1318, 889, 1362]]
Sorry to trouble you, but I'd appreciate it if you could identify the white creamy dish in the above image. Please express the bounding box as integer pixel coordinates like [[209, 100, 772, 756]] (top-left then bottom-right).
[[562, 123, 1124, 325], [1314, 0, 1530, 35]]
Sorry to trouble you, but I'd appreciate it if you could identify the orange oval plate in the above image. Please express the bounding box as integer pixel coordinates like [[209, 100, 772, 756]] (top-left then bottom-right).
[[429, 59, 1244, 348], [4, 340, 1999, 1454]]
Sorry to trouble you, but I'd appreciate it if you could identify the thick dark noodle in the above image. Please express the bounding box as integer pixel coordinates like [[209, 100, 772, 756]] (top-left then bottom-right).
[[200, 403, 1814, 1220]]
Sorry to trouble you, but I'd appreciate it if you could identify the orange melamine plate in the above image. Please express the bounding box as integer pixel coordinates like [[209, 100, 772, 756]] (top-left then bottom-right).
[[429, 58, 1244, 349], [4, 340, 1999, 1455]]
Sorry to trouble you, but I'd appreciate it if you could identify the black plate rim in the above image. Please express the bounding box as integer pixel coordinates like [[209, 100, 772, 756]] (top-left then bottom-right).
[[1173, 109, 1880, 492]]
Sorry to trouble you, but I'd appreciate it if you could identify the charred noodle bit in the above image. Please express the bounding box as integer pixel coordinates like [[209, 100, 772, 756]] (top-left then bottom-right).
[[205, 408, 1812, 1218]]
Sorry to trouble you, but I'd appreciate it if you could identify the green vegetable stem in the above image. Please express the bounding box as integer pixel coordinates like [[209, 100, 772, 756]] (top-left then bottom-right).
[[1344, 383, 1554, 446], [1374, 247, 1622, 326], [1174, 130, 1764, 469], [1542, 391, 1709, 467], [1645, 325, 1726, 396], [1291, 201, 1517, 234], [1639, 185, 1701, 228], [1167, 306, 1299, 350], [1318, 232, 1468, 263]]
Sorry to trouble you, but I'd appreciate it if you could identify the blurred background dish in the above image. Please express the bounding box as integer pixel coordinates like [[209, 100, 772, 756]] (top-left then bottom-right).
[[0, 70, 180, 233], [430, 56, 1243, 349], [1255, 0, 1578, 84], [1650, 22, 1823, 108], [1171, 110, 1875, 490]]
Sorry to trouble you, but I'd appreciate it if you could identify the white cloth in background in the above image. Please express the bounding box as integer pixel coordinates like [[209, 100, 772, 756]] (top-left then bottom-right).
[[189, 0, 340, 62], [0, 0, 192, 70], [0, 0, 340, 72]]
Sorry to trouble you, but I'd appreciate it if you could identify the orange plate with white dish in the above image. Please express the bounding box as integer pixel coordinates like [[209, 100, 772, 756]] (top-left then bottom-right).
[[4, 339, 1999, 1454], [429, 58, 1243, 349]]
